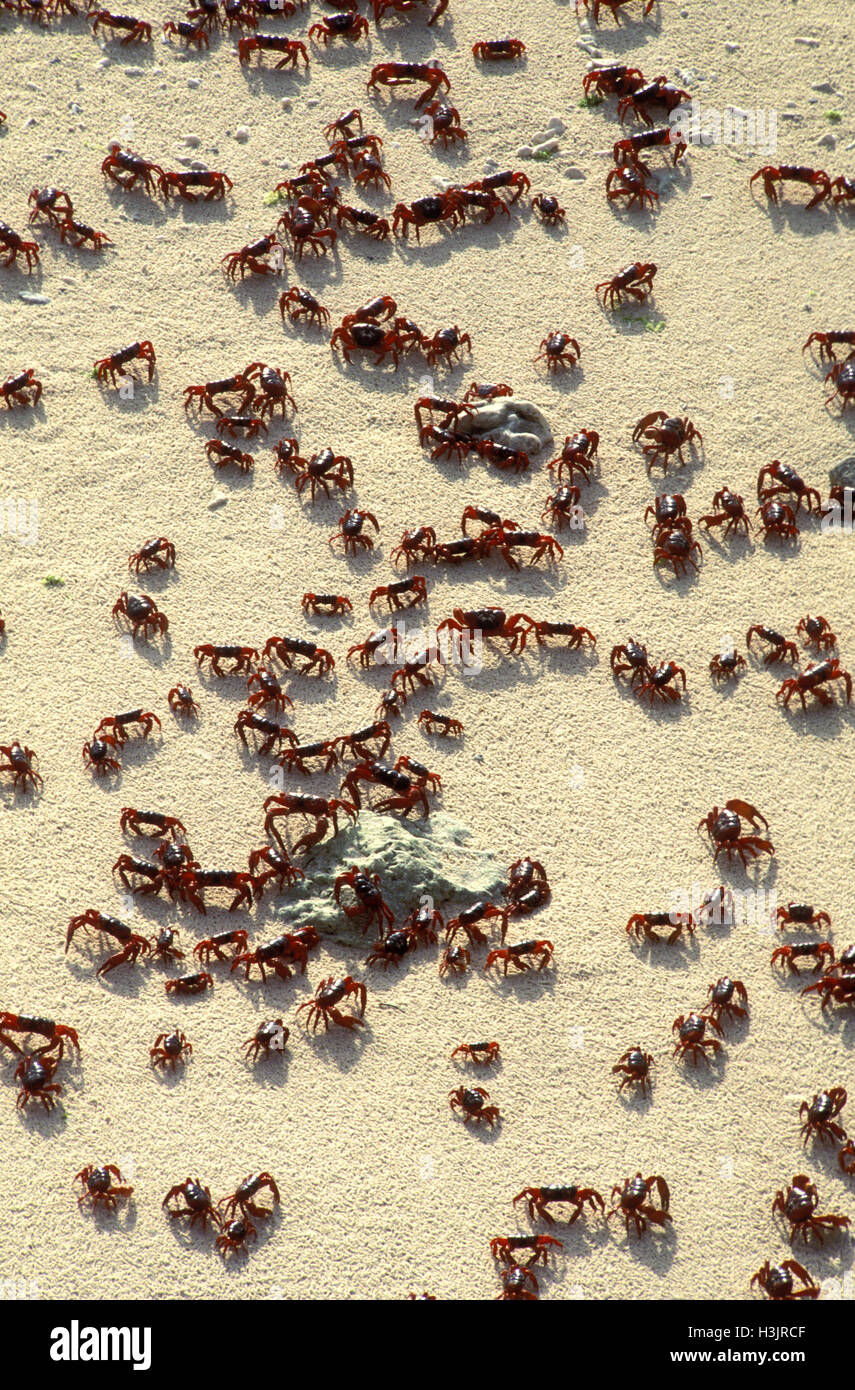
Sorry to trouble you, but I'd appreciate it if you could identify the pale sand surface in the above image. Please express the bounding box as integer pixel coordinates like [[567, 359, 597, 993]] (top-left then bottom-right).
[[1, 0, 854, 1301]]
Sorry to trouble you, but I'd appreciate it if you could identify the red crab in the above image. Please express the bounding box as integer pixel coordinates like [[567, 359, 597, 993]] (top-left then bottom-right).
[[221, 234, 282, 282], [578, 0, 655, 22], [605, 163, 659, 210], [280, 286, 330, 330], [369, 576, 427, 611], [15, 1055, 62, 1112], [751, 1260, 819, 1301], [94, 340, 156, 385], [292, 449, 353, 500], [366, 61, 450, 110], [340, 761, 431, 819], [672, 1011, 723, 1065], [772, 1175, 850, 1245], [237, 34, 310, 68], [418, 709, 463, 737], [751, 165, 832, 209], [231, 929, 318, 982], [334, 866, 395, 933], [698, 488, 752, 538], [162, 1179, 221, 1231], [653, 527, 702, 577], [128, 537, 175, 572], [796, 615, 837, 651], [825, 358, 855, 410], [158, 170, 232, 202], [0, 741, 43, 792], [799, 1088, 848, 1145], [436, 606, 534, 654], [596, 261, 656, 308], [535, 332, 581, 373], [75, 1164, 134, 1209], [746, 624, 798, 666], [297, 976, 366, 1031], [489, 1234, 562, 1268], [698, 800, 773, 868], [242, 1019, 290, 1060], [247, 847, 305, 896], [194, 643, 259, 677], [329, 508, 379, 555], [112, 592, 167, 641], [392, 191, 464, 241], [757, 498, 800, 540], [309, 11, 369, 44], [448, 1086, 500, 1127], [757, 460, 822, 514], [772, 941, 835, 976], [485, 939, 554, 974], [101, 148, 164, 196], [612, 1046, 654, 1096], [331, 318, 403, 368], [263, 791, 357, 854], [451, 1041, 500, 1065], [776, 660, 852, 711], [423, 326, 472, 369], [626, 910, 693, 946], [706, 977, 748, 1027], [371, 0, 449, 24], [634, 661, 686, 704], [66, 909, 152, 976], [514, 1184, 605, 1225], [150, 1030, 193, 1070], [607, 1173, 671, 1237], [633, 412, 702, 473], [1, 368, 42, 409]]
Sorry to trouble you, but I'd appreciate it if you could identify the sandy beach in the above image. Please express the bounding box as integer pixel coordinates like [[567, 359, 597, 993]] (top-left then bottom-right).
[[1, 0, 854, 1301]]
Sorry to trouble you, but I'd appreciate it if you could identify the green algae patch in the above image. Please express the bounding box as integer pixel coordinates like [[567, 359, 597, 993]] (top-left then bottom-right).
[[273, 810, 506, 933]]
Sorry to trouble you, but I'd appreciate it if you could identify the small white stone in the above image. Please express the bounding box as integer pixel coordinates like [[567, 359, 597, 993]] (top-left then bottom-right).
[[306, 97, 319, 107], [817, 132, 837, 149], [235, 126, 250, 142], [19, 292, 50, 304], [794, 35, 820, 46], [123, 66, 145, 76], [546, 116, 566, 135], [725, 42, 739, 52], [281, 98, 292, 111], [517, 145, 533, 159], [208, 493, 229, 511], [188, 77, 201, 88], [564, 166, 586, 180], [184, 133, 201, 147], [533, 137, 560, 155], [96, 58, 110, 69], [812, 81, 835, 93]]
